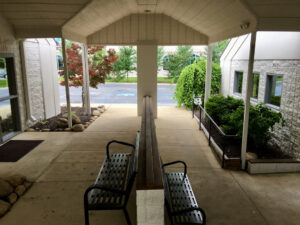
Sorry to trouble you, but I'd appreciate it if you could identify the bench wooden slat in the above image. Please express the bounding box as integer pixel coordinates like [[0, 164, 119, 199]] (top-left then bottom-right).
[[137, 96, 163, 190]]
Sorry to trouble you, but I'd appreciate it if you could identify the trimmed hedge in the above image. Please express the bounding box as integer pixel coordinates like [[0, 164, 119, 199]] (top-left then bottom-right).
[[205, 95, 284, 148]]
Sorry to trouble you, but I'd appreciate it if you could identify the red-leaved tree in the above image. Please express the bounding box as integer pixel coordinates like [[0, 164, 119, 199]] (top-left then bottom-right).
[[60, 43, 118, 88]]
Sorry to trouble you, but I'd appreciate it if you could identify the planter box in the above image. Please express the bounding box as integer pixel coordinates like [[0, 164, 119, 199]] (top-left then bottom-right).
[[194, 115, 241, 170], [248, 159, 300, 174]]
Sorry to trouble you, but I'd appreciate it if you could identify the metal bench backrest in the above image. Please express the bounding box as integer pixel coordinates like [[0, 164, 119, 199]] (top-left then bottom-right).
[[124, 131, 140, 205]]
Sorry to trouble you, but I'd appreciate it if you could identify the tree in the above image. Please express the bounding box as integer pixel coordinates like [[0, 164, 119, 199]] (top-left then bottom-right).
[[163, 46, 194, 82], [204, 40, 229, 65], [174, 59, 221, 109], [112, 46, 136, 80], [0, 58, 5, 69], [60, 42, 118, 107], [157, 46, 164, 71]]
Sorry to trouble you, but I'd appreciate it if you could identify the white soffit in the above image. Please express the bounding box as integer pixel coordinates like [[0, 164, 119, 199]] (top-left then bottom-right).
[[87, 14, 208, 45], [0, 0, 299, 42]]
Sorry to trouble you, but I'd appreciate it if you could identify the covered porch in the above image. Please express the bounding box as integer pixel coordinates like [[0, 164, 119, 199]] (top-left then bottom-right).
[[0, 105, 299, 225]]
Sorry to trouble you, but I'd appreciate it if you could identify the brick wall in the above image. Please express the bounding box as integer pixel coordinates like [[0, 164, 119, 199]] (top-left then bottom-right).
[[227, 59, 300, 157]]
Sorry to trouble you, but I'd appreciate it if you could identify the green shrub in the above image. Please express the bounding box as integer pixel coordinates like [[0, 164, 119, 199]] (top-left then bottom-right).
[[205, 95, 244, 125], [174, 59, 221, 109], [205, 95, 284, 148]]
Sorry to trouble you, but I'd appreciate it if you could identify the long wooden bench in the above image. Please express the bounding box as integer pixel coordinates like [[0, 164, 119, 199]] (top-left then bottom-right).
[[84, 131, 140, 225], [161, 160, 206, 225]]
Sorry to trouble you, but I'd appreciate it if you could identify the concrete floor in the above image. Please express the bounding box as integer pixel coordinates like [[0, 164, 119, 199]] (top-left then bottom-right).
[[0, 105, 300, 225]]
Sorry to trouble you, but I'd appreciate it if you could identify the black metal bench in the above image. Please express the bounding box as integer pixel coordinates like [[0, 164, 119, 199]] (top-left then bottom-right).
[[162, 160, 206, 225], [84, 131, 140, 225]]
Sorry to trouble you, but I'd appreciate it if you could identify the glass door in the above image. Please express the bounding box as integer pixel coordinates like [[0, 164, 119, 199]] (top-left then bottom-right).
[[0, 56, 20, 143]]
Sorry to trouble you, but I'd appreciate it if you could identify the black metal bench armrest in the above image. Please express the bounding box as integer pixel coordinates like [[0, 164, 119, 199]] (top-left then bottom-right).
[[162, 160, 187, 179], [172, 207, 206, 224], [106, 140, 135, 160]]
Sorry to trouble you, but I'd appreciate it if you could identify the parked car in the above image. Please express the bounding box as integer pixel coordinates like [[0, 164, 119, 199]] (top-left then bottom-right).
[[0, 69, 7, 79], [0, 73, 7, 79]]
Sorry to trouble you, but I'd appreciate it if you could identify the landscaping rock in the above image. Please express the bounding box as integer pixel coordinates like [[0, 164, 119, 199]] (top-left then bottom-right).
[[98, 105, 105, 109], [93, 110, 100, 116], [72, 114, 81, 124], [42, 128, 50, 132], [6, 193, 17, 204], [0, 200, 10, 217], [72, 124, 84, 132], [15, 185, 26, 196], [64, 128, 72, 131], [4, 175, 25, 187], [56, 118, 68, 128], [0, 179, 13, 197], [63, 114, 81, 124], [26, 128, 35, 132], [99, 108, 105, 113], [246, 152, 258, 160]]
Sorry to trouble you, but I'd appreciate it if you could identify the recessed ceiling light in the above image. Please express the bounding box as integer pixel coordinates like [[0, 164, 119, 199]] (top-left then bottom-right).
[[144, 9, 151, 13]]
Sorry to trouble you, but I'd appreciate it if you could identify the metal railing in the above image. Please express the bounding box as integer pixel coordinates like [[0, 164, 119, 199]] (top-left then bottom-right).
[[193, 98, 240, 167]]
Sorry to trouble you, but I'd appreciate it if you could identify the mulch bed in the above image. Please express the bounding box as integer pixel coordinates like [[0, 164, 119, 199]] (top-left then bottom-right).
[[0, 140, 43, 162], [194, 109, 294, 160], [30, 106, 97, 131]]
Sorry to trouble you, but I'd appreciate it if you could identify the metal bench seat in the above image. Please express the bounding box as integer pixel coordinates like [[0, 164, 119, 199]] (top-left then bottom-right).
[[84, 132, 140, 225], [162, 161, 206, 225], [88, 153, 131, 209]]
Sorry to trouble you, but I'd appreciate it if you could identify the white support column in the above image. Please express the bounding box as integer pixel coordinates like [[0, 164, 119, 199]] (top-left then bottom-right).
[[137, 42, 157, 118], [241, 32, 257, 169], [81, 43, 91, 115], [62, 38, 72, 128], [204, 43, 214, 106]]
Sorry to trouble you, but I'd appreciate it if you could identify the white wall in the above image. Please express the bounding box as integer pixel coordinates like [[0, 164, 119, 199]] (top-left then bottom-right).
[[233, 32, 300, 60], [23, 39, 60, 121]]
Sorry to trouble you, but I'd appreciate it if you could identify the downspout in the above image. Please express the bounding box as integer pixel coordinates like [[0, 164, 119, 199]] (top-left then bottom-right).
[[19, 40, 37, 126]]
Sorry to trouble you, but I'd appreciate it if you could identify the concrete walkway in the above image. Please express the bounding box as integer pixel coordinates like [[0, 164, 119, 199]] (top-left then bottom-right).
[[0, 105, 300, 225]]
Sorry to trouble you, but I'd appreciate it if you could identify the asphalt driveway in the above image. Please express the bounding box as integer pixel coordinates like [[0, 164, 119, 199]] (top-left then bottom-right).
[[60, 83, 177, 105]]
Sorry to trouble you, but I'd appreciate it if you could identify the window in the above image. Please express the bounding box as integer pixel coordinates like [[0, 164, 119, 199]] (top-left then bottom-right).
[[251, 73, 260, 99], [234, 71, 243, 94], [0, 56, 21, 143], [265, 74, 283, 107]]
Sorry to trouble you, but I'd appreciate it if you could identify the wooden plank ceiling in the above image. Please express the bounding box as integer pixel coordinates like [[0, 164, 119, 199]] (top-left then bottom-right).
[[0, 0, 299, 43]]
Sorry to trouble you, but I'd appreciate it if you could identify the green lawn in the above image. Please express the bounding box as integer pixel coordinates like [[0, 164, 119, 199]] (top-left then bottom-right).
[[106, 77, 174, 83], [0, 79, 8, 88]]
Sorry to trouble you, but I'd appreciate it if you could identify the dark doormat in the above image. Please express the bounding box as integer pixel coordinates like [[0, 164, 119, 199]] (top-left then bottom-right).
[[0, 140, 43, 162]]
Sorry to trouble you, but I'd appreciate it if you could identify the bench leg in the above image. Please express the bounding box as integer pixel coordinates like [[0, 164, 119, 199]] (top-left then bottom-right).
[[123, 208, 132, 225], [84, 195, 90, 225]]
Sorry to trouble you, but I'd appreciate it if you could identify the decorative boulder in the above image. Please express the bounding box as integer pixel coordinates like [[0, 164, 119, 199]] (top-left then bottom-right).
[[72, 115, 81, 124], [56, 118, 68, 128], [0, 179, 13, 198], [93, 110, 100, 116], [99, 108, 105, 113], [5, 175, 25, 187], [0, 200, 10, 217], [63, 114, 81, 124], [7, 193, 18, 204], [15, 185, 26, 197], [72, 124, 84, 132], [26, 128, 35, 132]]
